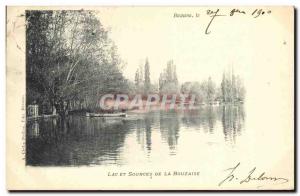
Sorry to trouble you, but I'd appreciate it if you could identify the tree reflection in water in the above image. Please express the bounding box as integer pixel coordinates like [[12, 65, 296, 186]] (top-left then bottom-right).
[[221, 104, 245, 144], [26, 105, 245, 166], [159, 110, 180, 154], [26, 116, 130, 166]]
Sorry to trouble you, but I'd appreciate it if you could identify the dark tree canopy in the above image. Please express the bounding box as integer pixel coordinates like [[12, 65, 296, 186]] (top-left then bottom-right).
[[26, 10, 128, 116]]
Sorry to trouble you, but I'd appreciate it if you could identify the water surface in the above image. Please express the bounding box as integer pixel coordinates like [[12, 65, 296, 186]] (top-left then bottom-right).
[[26, 105, 245, 166]]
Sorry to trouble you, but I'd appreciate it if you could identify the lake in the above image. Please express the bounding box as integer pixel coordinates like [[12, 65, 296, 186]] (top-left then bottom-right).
[[26, 104, 245, 166]]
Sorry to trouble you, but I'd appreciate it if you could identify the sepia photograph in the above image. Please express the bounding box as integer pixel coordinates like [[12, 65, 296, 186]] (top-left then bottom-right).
[[6, 6, 294, 190]]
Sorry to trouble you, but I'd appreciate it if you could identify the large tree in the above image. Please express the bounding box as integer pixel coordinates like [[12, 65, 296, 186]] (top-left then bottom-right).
[[26, 10, 127, 117], [159, 60, 179, 94], [220, 70, 245, 103], [144, 58, 151, 94]]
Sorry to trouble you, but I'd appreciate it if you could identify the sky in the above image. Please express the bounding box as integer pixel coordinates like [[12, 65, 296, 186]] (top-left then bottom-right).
[[95, 6, 293, 90]]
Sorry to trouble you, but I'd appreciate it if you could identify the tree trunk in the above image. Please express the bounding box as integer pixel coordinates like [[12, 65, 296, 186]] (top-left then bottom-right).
[[52, 105, 57, 115], [54, 100, 69, 119]]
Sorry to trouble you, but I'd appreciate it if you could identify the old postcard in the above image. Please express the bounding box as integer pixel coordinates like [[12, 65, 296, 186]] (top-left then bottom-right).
[[6, 6, 294, 190]]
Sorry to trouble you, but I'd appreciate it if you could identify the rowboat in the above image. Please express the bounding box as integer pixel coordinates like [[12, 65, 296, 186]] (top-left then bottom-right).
[[86, 112, 127, 117]]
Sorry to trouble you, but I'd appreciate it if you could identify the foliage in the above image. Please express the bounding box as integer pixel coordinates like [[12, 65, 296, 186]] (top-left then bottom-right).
[[26, 10, 128, 116], [159, 60, 179, 94], [221, 70, 245, 103]]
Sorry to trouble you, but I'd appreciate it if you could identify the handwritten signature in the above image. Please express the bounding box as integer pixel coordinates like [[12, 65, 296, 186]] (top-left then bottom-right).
[[218, 162, 289, 187]]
